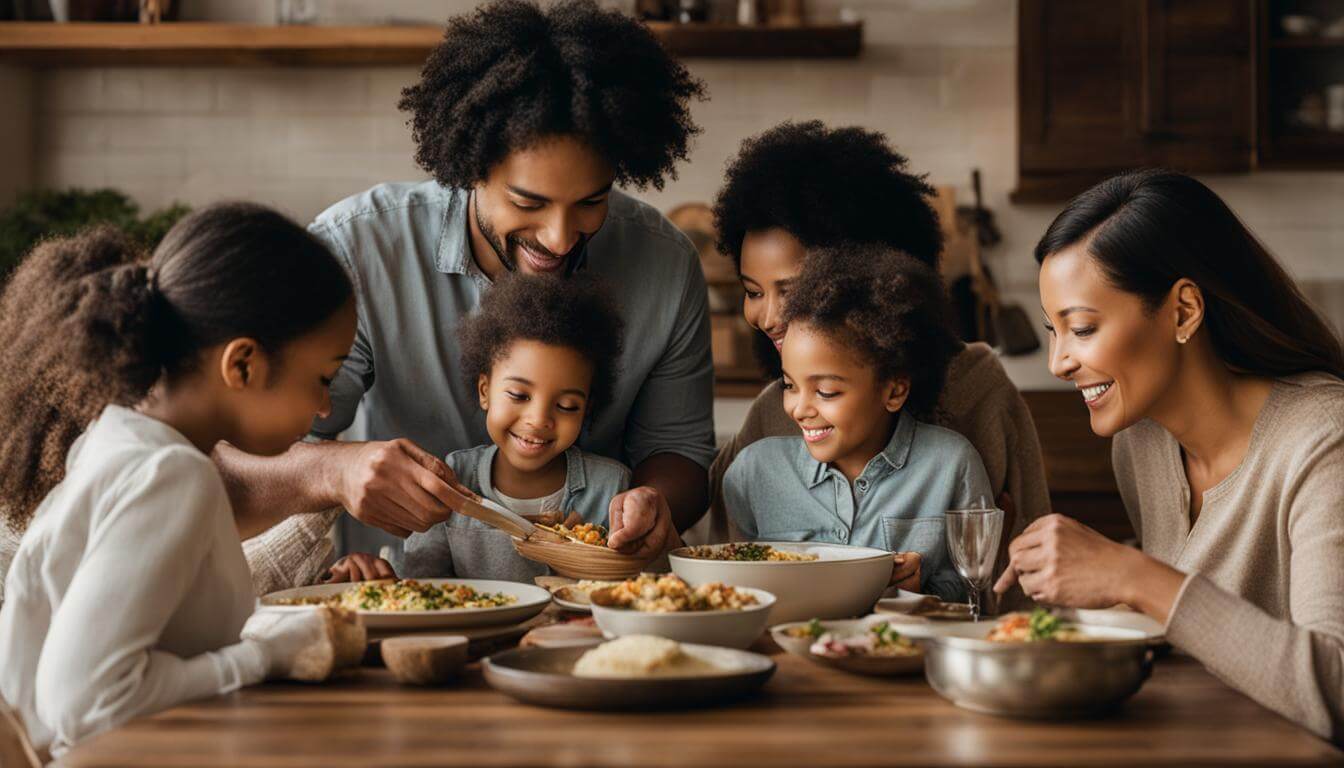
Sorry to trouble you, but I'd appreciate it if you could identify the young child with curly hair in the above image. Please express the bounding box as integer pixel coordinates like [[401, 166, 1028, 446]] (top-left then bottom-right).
[[385, 273, 631, 582], [722, 245, 993, 601]]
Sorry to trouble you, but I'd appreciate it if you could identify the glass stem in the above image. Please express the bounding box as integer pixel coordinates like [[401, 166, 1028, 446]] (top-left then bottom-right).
[[968, 582, 982, 622]]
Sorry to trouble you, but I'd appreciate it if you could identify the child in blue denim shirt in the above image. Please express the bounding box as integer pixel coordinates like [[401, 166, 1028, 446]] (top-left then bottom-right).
[[383, 273, 630, 582], [723, 246, 992, 601]]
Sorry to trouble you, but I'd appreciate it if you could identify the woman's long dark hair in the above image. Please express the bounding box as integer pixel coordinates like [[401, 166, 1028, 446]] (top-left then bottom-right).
[[1036, 169, 1344, 380], [0, 202, 353, 529]]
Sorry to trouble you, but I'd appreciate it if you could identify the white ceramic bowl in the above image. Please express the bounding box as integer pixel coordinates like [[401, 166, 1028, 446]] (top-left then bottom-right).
[[589, 587, 776, 649], [669, 542, 892, 624]]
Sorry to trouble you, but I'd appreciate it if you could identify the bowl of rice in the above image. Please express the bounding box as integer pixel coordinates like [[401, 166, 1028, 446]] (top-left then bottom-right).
[[669, 542, 893, 623], [588, 574, 776, 649]]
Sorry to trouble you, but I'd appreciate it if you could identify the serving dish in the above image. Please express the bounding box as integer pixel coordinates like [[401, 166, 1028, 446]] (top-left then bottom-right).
[[589, 575, 776, 649], [770, 615, 924, 676], [482, 642, 775, 710], [669, 541, 891, 623], [260, 579, 551, 630], [907, 612, 1160, 718]]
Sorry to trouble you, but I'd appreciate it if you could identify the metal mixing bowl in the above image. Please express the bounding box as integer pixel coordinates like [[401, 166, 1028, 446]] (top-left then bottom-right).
[[920, 633, 1154, 718]]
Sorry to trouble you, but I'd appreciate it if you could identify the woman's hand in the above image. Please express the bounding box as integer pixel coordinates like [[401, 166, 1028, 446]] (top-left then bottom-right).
[[889, 552, 922, 591], [992, 514, 1186, 621], [993, 513, 1137, 608], [323, 552, 396, 583]]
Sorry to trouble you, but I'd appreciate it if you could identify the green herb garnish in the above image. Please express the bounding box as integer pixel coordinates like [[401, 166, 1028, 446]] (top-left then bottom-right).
[[803, 618, 825, 639], [869, 621, 903, 647], [1028, 608, 1062, 641]]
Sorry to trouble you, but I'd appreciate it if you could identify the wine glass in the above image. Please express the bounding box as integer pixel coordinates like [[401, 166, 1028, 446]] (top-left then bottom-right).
[[945, 507, 1004, 622]]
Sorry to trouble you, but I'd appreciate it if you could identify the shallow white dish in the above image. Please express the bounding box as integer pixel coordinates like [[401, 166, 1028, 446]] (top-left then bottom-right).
[[590, 586, 776, 649], [670, 542, 892, 624], [260, 579, 551, 630], [770, 614, 924, 677]]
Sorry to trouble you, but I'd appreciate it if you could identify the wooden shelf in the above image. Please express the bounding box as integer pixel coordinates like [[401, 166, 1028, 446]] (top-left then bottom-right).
[[1270, 35, 1344, 49], [0, 21, 862, 67]]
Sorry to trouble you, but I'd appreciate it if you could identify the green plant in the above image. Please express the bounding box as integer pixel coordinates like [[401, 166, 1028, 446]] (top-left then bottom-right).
[[0, 188, 191, 281]]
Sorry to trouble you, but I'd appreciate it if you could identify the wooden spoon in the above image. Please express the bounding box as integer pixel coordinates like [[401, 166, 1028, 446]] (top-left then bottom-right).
[[441, 486, 568, 544]]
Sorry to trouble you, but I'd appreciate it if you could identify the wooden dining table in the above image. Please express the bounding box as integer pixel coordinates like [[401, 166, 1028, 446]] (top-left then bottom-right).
[[59, 636, 1343, 767]]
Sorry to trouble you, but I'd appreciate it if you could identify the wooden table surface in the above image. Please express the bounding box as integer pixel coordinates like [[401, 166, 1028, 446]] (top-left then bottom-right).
[[59, 645, 1343, 767]]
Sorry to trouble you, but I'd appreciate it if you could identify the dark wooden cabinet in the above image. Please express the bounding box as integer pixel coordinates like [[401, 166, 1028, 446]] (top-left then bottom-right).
[[1015, 0, 1254, 202]]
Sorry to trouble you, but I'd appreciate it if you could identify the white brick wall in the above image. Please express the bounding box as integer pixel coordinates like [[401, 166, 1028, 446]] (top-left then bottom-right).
[[11, 0, 1344, 295]]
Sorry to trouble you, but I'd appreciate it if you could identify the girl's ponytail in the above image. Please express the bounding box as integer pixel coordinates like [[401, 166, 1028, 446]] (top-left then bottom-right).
[[0, 226, 155, 528]]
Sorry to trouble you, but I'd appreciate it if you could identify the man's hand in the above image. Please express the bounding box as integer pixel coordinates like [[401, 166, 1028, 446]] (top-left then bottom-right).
[[606, 486, 681, 560], [333, 438, 471, 538]]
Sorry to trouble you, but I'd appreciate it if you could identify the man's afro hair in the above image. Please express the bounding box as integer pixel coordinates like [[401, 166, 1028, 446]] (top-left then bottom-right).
[[400, 0, 705, 191]]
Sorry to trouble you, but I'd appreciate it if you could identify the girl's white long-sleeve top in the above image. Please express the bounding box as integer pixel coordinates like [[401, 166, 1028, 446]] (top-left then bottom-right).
[[0, 405, 265, 757]]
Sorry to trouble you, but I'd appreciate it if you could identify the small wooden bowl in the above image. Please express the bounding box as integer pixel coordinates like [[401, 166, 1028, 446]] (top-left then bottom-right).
[[512, 537, 648, 580], [381, 635, 469, 686]]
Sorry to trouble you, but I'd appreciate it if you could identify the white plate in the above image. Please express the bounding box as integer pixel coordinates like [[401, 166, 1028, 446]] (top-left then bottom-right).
[[260, 579, 551, 630], [552, 594, 592, 613], [770, 615, 925, 677]]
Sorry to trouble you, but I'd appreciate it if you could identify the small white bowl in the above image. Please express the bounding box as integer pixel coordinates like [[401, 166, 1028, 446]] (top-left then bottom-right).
[[589, 587, 776, 649], [670, 542, 892, 624]]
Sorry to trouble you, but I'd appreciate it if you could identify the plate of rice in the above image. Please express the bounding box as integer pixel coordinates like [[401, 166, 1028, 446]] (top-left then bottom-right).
[[261, 578, 551, 630]]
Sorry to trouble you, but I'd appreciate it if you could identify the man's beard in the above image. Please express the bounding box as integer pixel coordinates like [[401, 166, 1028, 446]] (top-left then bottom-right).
[[475, 200, 588, 275]]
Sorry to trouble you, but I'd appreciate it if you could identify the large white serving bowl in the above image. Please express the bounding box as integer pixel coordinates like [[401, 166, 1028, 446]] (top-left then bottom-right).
[[669, 542, 892, 624], [589, 587, 776, 649], [260, 579, 552, 630]]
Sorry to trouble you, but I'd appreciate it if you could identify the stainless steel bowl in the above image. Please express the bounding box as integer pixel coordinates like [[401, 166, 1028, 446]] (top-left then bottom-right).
[[920, 633, 1154, 718]]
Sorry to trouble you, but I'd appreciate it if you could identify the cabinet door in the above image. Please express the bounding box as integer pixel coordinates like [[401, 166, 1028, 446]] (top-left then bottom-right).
[[1016, 0, 1253, 201], [1139, 0, 1253, 170], [1019, 0, 1143, 176]]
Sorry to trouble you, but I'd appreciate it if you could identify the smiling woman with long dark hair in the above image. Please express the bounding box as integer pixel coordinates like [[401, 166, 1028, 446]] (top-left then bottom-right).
[[995, 169, 1344, 745]]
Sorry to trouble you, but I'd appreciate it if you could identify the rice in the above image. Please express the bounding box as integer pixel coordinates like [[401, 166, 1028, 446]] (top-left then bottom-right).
[[573, 635, 685, 678]]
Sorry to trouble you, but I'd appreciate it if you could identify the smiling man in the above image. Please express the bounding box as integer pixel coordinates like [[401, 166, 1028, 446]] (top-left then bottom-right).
[[218, 0, 714, 588]]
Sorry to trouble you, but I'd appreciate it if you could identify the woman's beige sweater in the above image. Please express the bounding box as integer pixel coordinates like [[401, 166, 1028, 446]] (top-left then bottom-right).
[[1113, 372, 1344, 745]]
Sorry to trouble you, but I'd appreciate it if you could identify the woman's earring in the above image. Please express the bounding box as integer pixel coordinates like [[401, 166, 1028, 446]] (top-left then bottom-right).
[[1177, 334, 1188, 344]]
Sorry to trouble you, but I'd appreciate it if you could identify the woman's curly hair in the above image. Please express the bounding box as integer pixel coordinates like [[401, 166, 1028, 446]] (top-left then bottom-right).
[[713, 120, 943, 268], [782, 244, 960, 420], [399, 0, 705, 191], [459, 273, 623, 417]]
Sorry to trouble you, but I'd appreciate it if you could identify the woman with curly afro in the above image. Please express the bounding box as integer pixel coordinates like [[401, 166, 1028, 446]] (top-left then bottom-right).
[[703, 122, 1049, 609], [224, 0, 714, 591], [722, 246, 992, 601]]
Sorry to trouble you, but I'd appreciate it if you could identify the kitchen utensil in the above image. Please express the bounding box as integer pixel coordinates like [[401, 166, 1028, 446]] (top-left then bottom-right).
[[669, 542, 892, 623], [589, 586, 776, 649], [482, 644, 776, 710], [915, 620, 1155, 718], [945, 507, 1004, 621]]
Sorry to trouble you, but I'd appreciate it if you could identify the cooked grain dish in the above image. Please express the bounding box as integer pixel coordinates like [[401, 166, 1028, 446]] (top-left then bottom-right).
[[683, 543, 819, 562], [595, 574, 759, 612], [274, 580, 517, 612], [986, 609, 1091, 642], [540, 522, 608, 547], [572, 635, 723, 678]]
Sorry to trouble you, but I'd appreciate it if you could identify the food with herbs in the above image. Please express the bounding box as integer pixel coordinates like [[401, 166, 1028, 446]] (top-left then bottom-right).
[[540, 521, 608, 546], [572, 635, 725, 678], [808, 621, 920, 658], [274, 580, 517, 612], [986, 609, 1091, 642], [683, 543, 819, 562], [592, 574, 759, 612]]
